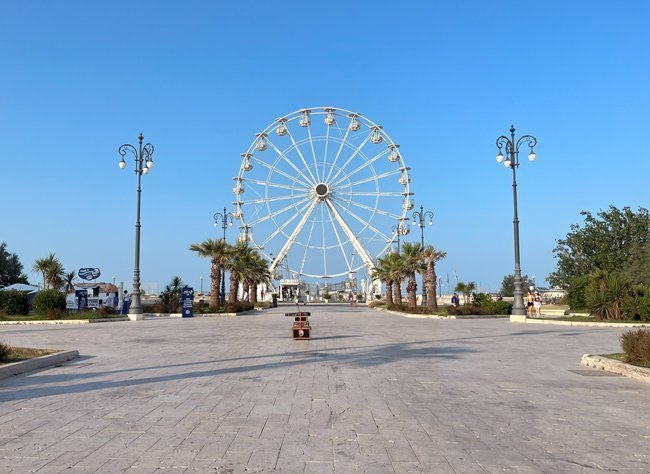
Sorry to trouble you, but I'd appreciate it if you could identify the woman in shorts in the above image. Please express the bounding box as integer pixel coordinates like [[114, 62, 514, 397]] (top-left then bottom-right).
[[533, 292, 542, 318], [527, 291, 535, 318]]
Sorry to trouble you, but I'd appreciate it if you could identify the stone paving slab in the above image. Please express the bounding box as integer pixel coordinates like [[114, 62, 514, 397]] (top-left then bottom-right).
[[0, 306, 649, 472]]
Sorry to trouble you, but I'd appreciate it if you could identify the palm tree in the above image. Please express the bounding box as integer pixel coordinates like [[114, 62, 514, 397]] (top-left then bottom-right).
[[189, 238, 231, 307], [465, 281, 477, 304], [226, 241, 255, 303], [372, 257, 393, 306], [420, 245, 447, 311], [401, 242, 425, 308], [32, 253, 65, 289], [161, 276, 184, 306], [246, 252, 271, 304], [63, 271, 77, 293], [383, 252, 405, 306]]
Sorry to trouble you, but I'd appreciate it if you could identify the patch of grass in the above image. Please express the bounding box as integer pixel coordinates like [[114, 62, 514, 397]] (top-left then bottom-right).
[[0, 311, 126, 322], [542, 316, 645, 323], [0, 346, 59, 364], [602, 352, 650, 369]]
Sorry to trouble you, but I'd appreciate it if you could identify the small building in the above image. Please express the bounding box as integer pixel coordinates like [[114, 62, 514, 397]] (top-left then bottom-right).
[[68, 282, 119, 310]]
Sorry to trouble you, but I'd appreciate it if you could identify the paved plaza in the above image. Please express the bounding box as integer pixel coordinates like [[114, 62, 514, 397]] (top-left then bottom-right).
[[0, 306, 648, 473]]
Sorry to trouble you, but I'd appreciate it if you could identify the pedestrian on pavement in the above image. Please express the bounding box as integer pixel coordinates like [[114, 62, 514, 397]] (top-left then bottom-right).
[[534, 291, 542, 318], [122, 290, 131, 315], [527, 290, 535, 318], [451, 293, 459, 307], [350, 292, 357, 307]]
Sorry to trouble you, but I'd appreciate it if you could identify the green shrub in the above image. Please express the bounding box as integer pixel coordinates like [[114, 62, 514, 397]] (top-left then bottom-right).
[[34, 290, 66, 314], [0, 290, 29, 315], [0, 341, 10, 361], [567, 275, 590, 311], [620, 328, 650, 366], [492, 300, 513, 315], [98, 306, 116, 316], [471, 293, 493, 307], [367, 300, 380, 308], [46, 309, 64, 320], [223, 302, 254, 313], [622, 285, 650, 321]]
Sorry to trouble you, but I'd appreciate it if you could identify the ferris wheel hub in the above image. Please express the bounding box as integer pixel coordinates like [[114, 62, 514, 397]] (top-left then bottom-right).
[[315, 183, 329, 199]]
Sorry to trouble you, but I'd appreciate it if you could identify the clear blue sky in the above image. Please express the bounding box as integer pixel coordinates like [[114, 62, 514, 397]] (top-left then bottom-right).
[[1, 1, 648, 293]]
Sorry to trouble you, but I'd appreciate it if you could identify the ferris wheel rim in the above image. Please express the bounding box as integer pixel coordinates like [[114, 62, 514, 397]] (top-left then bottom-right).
[[234, 106, 412, 279]]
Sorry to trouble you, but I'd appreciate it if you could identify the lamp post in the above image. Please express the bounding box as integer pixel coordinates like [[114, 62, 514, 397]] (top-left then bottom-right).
[[496, 125, 537, 320], [118, 133, 155, 320], [200, 276, 203, 294], [412, 205, 433, 305], [213, 207, 234, 304]]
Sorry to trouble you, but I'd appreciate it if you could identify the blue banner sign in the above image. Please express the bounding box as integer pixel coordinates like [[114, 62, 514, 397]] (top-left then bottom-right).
[[75, 289, 88, 310], [78, 268, 101, 281], [181, 286, 194, 318]]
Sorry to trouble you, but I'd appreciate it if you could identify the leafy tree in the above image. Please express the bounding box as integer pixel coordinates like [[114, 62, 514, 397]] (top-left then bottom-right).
[[189, 238, 231, 307], [0, 242, 28, 287], [420, 245, 447, 311], [401, 242, 425, 308], [548, 206, 649, 288], [622, 236, 650, 285], [499, 274, 533, 297]]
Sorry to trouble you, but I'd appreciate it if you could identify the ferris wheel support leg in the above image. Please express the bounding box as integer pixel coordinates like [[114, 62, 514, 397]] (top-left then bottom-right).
[[324, 200, 376, 275], [268, 199, 319, 275]]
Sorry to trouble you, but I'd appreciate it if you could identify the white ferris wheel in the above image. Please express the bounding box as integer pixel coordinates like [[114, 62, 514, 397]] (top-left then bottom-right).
[[233, 107, 413, 280]]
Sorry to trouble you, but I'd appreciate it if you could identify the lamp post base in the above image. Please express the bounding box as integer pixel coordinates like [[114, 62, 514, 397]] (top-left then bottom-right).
[[509, 314, 527, 323], [128, 312, 144, 321]]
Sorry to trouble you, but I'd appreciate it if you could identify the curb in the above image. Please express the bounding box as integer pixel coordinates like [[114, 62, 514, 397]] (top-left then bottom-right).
[[581, 354, 650, 384], [0, 350, 79, 379], [520, 319, 649, 328], [0, 317, 129, 325], [373, 308, 508, 320]]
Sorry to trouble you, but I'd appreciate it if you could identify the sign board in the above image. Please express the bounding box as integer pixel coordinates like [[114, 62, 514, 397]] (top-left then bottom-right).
[[78, 268, 101, 281], [75, 289, 88, 310], [181, 286, 194, 318]]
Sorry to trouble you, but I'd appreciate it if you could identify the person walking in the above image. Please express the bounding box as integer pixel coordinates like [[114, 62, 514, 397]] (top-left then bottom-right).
[[451, 293, 459, 307], [534, 291, 542, 318], [527, 290, 535, 318], [122, 290, 131, 315], [350, 291, 357, 308]]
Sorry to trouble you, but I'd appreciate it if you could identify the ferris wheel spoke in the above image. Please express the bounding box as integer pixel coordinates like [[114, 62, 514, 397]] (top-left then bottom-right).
[[334, 168, 403, 190], [321, 205, 327, 276], [324, 126, 351, 183], [330, 148, 390, 188], [252, 155, 312, 189], [334, 196, 403, 220], [263, 139, 315, 187], [327, 133, 372, 185], [324, 204, 352, 273], [299, 214, 318, 275], [247, 196, 311, 226], [268, 199, 319, 275], [260, 198, 313, 247], [322, 122, 331, 182], [331, 199, 391, 242], [243, 192, 309, 205], [307, 124, 321, 182], [244, 178, 309, 192], [341, 191, 405, 197], [324, 200, 376, 271], [285, 127, 318, 184]]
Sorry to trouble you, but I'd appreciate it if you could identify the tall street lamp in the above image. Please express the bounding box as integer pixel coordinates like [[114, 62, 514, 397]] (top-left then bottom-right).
[[496, 125, 537, 321], [213, 207, 234, 304], [412, 205, 434, 305], [118, 133, 155, 321]]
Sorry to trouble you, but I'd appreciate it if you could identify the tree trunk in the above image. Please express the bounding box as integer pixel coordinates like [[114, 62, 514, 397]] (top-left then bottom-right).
[[210, 261, 220, 308], [393, 279, 402, 306], [243, 281, 250, 302], [250, 281, 258, 304], [406, 273, 417, 308], [385, 279, 394, 306], [426, 263, 438, 311], [229, 272, 239, 303]]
